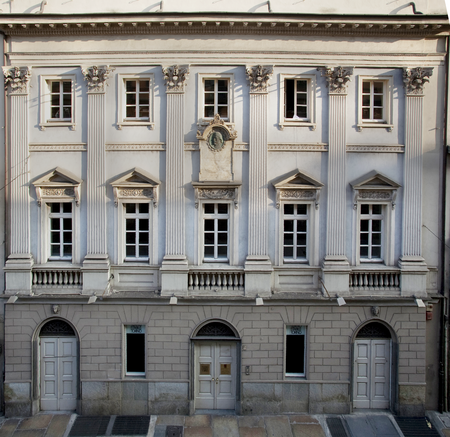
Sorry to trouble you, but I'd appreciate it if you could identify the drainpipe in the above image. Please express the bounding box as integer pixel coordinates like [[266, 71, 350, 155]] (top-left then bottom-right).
[[440, 35, 449, 413]]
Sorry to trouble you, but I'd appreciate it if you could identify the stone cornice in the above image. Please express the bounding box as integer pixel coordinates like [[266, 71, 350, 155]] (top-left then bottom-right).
[[0, 14, 448, 37]]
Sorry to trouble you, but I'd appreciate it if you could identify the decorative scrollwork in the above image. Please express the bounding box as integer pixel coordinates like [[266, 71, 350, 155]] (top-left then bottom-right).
[[403, 67, 433, 95], [199, 188, 235, 200], [3, 66, 31, 94], [246, 65, 273, 93], [42, 188, 75, 197], [321, 66, 353, 94], [356, 322, 391, 339], [359, 191, 391, 200], [280, 190, 315, 199], [40, 320, 75, 337], [196, 322, 236, 337], [162, 65, 189, 92], [81, 65, 114, 93]]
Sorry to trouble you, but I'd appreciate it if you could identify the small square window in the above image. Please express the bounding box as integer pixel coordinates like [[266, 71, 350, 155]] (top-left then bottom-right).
[[285, 325, 306, 377], [203, 79, 229, 119], [125, 325, 146, 377]]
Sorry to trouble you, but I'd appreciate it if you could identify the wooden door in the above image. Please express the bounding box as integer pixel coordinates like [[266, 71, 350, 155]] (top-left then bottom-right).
[[40, 337, 77, 411], [195, 341, 236, 410], [353, 339, 390, 409]]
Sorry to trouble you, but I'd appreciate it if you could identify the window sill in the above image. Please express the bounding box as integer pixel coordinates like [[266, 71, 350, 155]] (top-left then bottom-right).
[[357, 123, 394, 132], [117, 121, 154, 130], [279, 121, 316, 131], [39, 122, 75, 131]]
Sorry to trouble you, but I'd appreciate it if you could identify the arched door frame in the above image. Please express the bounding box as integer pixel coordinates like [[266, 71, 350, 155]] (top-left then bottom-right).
[[189, 319, 241, 414], [351, 318, 398, 413], [32, 317, 81, 415]]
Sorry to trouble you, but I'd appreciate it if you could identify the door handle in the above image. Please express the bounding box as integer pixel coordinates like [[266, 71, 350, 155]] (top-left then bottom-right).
[[215, 378, 219, 384]]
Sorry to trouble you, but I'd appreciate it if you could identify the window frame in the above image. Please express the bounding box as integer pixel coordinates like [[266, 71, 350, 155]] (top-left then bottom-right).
[[197, 73, 234, 124], [124, 324, 146, 378], [202, 202, 231, 263], [357, 75, 394, 132], [281, 203, 311, 264], [123, 202, 151, 262], [39, 74, 76, 130], [278, 74, 316, 130], [48, 202, 73, 262], [117, 73, 154, 130], [284, 325, 307, 378], [359, 204, 384, 263]]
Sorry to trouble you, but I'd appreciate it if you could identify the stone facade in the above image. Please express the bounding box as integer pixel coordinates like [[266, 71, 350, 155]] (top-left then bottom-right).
[[0, 0, 448, 419]]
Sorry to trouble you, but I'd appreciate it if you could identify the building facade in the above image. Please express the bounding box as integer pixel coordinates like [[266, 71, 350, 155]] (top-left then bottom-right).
[[1, 0, 449, 418]]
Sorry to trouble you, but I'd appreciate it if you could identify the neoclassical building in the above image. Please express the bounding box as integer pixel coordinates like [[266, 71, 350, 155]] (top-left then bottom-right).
[[0, 0, 449, 417]]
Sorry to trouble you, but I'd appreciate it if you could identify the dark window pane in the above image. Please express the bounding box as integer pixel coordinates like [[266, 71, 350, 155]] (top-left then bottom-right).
[[126, 219, 136, 231], [284, 235, 293, 246], [360, 233, 369, 245], [286, 334, 305, 374], [126, 232, 135, 244], [372, 247, 381, 258], [139, 94, 149, 105], [372, 205, 382, 214], [126, 81, 136, 92], [372, 233, 381, 245], [360, 247, 368, 257], [218, 106, 228, 117], [63, 218, 72, 230], [217, 219, 228, 231], [362, 95, 371, 107], [126, 107, 136, 118], [139, 232, 149, 244], [63, 94, 71, 106], [218, 93, 228, 104], [297, 205, 307, 215], [218, 80, 228, 91], [217, 246, 227, 258], [361, 205, 369, 214], [63, 245, 72, 257], [139, 107, 149, 118], [204, 220, 214, 231], [362, 81, 370, 93], [204, 80, 214, 91], [51, 232, 60, 243], [63, 232, 72, 243], [374, 95, 383, 107], [297, 220, 307, 232], [50, 204, 60, 213], [62, 107, 71, 118], [373, 82, 384, 94], [217, 204, 228, 214], [204, 233, 214, 244], [297, 107, 307, 118], [139, 246, 149, 257], [362, 108, 370, 119], [297, 234, 307, 246], [296, 80, 307, 92], [372, 220, 381, 232], [204, 204, 214, 214], [126, 94, 136, 105], [51, 108, 60, 118], [51, 82, 60, 93], [217, 232, 227, 244], [373, 108, 383, 119], [126, 246, 135, 257], [284, 204, 294, 215], [51, 218, 60, 230], [297, 247, 307, 258], [284, 247, 293, 258], [204, 246, 214, 257], [139, 80, 150, 92], [284, 220, 294, 232], [139, 203, 149, 214], [51, 245, 59, 256], [126, 333, 145, 373], [297, 94, 307, 105], [62, 203, 72, 213], [62, 81, 71, 93], [204, 106, 215, 118], [139, 219, 149, 231], [125, 204, 136, 214], [285, 79, 295, 118]]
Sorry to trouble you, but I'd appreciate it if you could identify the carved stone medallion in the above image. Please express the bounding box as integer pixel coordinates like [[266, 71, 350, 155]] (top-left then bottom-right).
[[207, 131, 225, 152]]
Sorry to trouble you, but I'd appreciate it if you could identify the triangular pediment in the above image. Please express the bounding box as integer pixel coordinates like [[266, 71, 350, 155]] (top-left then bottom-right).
[[33, 167, 82, 186], [272, 169, 324, 189], [350, 171, 401, 189], [111, 168, 160, 187]]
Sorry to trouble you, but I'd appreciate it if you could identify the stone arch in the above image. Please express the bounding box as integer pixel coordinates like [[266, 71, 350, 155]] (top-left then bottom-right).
[[191, 318, 240, 339]]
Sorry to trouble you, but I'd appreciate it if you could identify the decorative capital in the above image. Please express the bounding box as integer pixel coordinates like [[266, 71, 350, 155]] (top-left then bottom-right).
[[403, 67, 433, 95], [81, 65, 114, 93], [162, 65, 189, 93], [321, 66, 353, 94], [3, 66, 31, 94], [246, 65, 273, 93]]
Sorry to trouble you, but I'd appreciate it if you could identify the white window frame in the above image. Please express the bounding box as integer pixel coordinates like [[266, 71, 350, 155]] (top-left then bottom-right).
[[123, 202, 151, 262], [359, 204, 384, 263], [197, 73, 234, 124], [124, 324, 146, 377], [278, 74, 316, 130], [285, 325, 307, 378], [201, 202, 231, 263], [39, 74, 76, 130], [357, 75, 394, 132], [48, 202, 73, 261], [117, 73, 154, 130], [117, 199, 155, 264]]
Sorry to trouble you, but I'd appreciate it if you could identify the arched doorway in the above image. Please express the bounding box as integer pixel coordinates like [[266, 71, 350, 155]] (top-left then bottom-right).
[[39, 319, 78, 411], [353, 321, 392, 409], [191, 320, 240, 411]]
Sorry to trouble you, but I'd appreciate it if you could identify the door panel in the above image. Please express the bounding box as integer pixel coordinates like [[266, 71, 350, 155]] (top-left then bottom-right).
[[195, 341, 236, 410], [353, 339, 390, 409], [40, 337, 77, 411]]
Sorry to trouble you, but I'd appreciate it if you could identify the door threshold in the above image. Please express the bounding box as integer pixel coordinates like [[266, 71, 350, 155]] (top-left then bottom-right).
[[195, 409, 236, 416]]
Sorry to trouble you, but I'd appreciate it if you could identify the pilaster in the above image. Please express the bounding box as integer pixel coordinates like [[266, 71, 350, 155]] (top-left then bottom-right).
[[321, 67, 353, 294], [399, 67, 433, 297], [81, 66, 114, 294], [244, 65, 273, 297], [3, 67, 33, 294], [160, 65, 189, 295]]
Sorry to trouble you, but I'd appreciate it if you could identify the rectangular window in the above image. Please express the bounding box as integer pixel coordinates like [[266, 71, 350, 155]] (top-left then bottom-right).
[[49, 203, 72, 261], [361, 80, 384, 122], [49, 80, 72, 120], [125, 325, 145, 376], [285, 79, 308, 120], [124, 203, 150, 261], [203, 203, 229, 262], [286, 325, 306, 377], [204, 79, 229, 119], [125, 79, 150, 120], [283, 204, 308, 263], [360, 204, 383, 262]]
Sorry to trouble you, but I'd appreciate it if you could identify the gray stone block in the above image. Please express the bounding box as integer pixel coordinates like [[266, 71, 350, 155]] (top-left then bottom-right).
[[154, 382, 188, 401], [82, 381, 108, 400], [148, 400, 189, 415]]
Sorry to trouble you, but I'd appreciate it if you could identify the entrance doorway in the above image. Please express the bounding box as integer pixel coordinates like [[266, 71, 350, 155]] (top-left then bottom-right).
[[39, 320, 78, 411], [192, 320, 240, 411], [353, 322, 392, 409]]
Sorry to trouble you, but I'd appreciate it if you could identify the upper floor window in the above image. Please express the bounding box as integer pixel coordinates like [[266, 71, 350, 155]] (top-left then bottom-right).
[[203, 203, 229, 262], [357, 76, 393, 132], [49, 203, 72, 261], [283, 204, 308, 263], [197, 74, 234, 124], [117, 74, 154, 130], [359, 204, 383, 262], [124, 203, 150, 262], [278, 74, 316, 130], [39, 75, 76, 130]]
